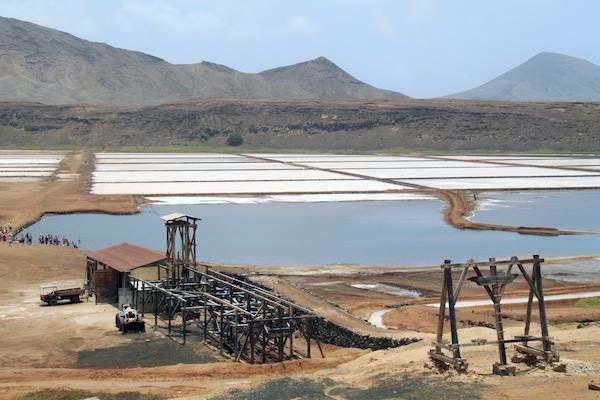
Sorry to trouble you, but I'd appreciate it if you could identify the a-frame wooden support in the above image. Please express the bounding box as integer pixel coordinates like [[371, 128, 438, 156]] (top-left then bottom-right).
[[430, 255, 559, 375]]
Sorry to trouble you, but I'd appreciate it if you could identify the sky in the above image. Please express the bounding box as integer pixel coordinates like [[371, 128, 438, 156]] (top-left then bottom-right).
[[0, 0, 598, 98]]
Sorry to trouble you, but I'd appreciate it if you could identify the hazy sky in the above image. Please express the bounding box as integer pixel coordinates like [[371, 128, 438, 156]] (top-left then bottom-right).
[[1, 0, 598, 98]]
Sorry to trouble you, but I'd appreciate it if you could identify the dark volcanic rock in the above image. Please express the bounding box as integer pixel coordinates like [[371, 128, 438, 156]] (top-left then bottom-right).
[[1, 99, 599, 152]]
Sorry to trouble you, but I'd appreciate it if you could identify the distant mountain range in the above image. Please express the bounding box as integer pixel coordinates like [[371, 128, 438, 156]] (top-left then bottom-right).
[[2, 16, 600, 105], [0, 16, 407, 105], [448, 52, 600, 102]]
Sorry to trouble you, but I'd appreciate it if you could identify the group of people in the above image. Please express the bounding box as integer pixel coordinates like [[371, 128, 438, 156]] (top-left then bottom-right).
[[12, 232, 34, 245], [1, 223, 79, 248], [1, 223, 13, 242], [38, 234, 79, 248]]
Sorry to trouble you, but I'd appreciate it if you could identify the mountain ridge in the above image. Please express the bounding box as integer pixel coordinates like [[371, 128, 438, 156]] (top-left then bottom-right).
[[447, 52, 600, 102], [0, 16, 408, 105]]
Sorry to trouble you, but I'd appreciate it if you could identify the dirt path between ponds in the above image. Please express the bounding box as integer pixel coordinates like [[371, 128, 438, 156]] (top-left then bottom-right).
[[0, 151, 138, 231], [437, 189, 583, 236]]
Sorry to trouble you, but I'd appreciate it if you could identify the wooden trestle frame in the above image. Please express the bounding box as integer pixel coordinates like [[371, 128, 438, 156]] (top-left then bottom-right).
[[130, 266, 322, 363], [429, 255, 559, 375], [129, 212, 323, 363]]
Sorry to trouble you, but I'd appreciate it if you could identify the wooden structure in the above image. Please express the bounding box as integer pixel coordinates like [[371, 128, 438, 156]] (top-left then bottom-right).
[[161, 213, 200, 281], [131, 267, 321, 363], [125, 211, 322, 363], [430, 255, 559, 375], [85, 243, 166, 304]]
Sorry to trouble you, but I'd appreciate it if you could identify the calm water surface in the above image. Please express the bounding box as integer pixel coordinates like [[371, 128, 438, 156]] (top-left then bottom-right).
[[472, 190, 600, 232], [25, 200, 600, 266]]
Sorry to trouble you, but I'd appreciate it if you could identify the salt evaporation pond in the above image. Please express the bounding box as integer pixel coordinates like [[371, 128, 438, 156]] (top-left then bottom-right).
[[472, 190, 600, 232], [24, 199, 600, 266]]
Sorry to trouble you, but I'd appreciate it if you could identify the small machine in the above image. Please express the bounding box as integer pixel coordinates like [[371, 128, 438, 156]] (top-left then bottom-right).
[[115, 304, 145, 334], [40, 285, 84, 305]]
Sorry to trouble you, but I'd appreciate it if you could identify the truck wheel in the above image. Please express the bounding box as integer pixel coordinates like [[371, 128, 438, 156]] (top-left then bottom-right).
[[70, 295, 81, 303], [50, 298, 57, 306]]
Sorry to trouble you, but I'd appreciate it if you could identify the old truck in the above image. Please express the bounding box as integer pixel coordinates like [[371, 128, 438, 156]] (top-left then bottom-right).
[[115, 304, 145, 334], [40, 285, 84, 305]]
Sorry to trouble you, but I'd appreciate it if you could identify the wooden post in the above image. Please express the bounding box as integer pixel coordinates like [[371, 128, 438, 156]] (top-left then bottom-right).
[[233, 311, 238, 356], [490, 258, 507, 366], [219, 303, 224, 354], [533, 255, 551, 353], [435, 262, 449, 354], [444, 264, 461, 360], [203, 297, 208, 340], [153, 289, 158, 328], [289, 305, 294, 358], [523, 271, 536, 346], [168, 300, 172, 336], [141, 281, 145, 317], [249, 319, 256, 363]]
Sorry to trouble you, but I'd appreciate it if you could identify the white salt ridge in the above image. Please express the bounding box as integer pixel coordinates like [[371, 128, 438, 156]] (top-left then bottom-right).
[[256, 155, 430, 162], [473, 198, 533, 213], [351, 283, 421, 297], [436, 155, 567, 161], [0, 152, 62, 181], [0, 171, 53, 177], [95, 152, 242, 159], [368, 309, 391, 329], [427, 290, 600, 308], [503, 158, 600, 167], [0, 157, 62, 164], [92, 169, 353, 183], [147, 193, 435, 205], [0, 177, 43, 182], [92, 180, 405, 195], [576, 166, 600, 171], [96, 157, 255, 164], [297, 161, 491, 169], [95, 162, 301, 171], [344, 166, 597, 180], [399, 176, 600, 190], [0, 167, 55, 172]]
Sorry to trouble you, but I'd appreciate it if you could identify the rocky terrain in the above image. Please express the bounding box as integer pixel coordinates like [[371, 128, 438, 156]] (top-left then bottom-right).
[[448, 52, 600, 102], [1, 98, 599, 151], [0, 17, 405, 105]]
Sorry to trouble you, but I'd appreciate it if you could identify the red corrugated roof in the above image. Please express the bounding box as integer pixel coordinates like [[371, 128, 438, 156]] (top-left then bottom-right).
[[86, 243, 166, 272]]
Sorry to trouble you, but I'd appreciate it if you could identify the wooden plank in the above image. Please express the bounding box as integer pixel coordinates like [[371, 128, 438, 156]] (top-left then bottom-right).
[[442, 257, 545, 269], [514, 344, 547, 358]]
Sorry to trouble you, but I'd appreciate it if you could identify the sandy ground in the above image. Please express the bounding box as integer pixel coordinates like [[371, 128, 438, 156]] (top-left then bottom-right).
[[1, 244, 600, 399], [0, 244, 600, 399], [1, 151, 600, 399]]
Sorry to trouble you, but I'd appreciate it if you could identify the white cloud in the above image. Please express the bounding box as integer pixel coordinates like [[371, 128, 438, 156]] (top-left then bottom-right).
[[119, 1, 223, 34], [287, 15, 317, 35]]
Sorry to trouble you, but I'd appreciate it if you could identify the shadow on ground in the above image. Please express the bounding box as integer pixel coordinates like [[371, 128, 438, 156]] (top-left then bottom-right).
[[214, 373, 483, 400], [75, 336, 219, 368]]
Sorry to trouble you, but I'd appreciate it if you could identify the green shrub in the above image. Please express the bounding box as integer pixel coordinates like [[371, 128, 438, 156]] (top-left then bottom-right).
[[226, 132, 244, 146], [575, 297, 600, 308]]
